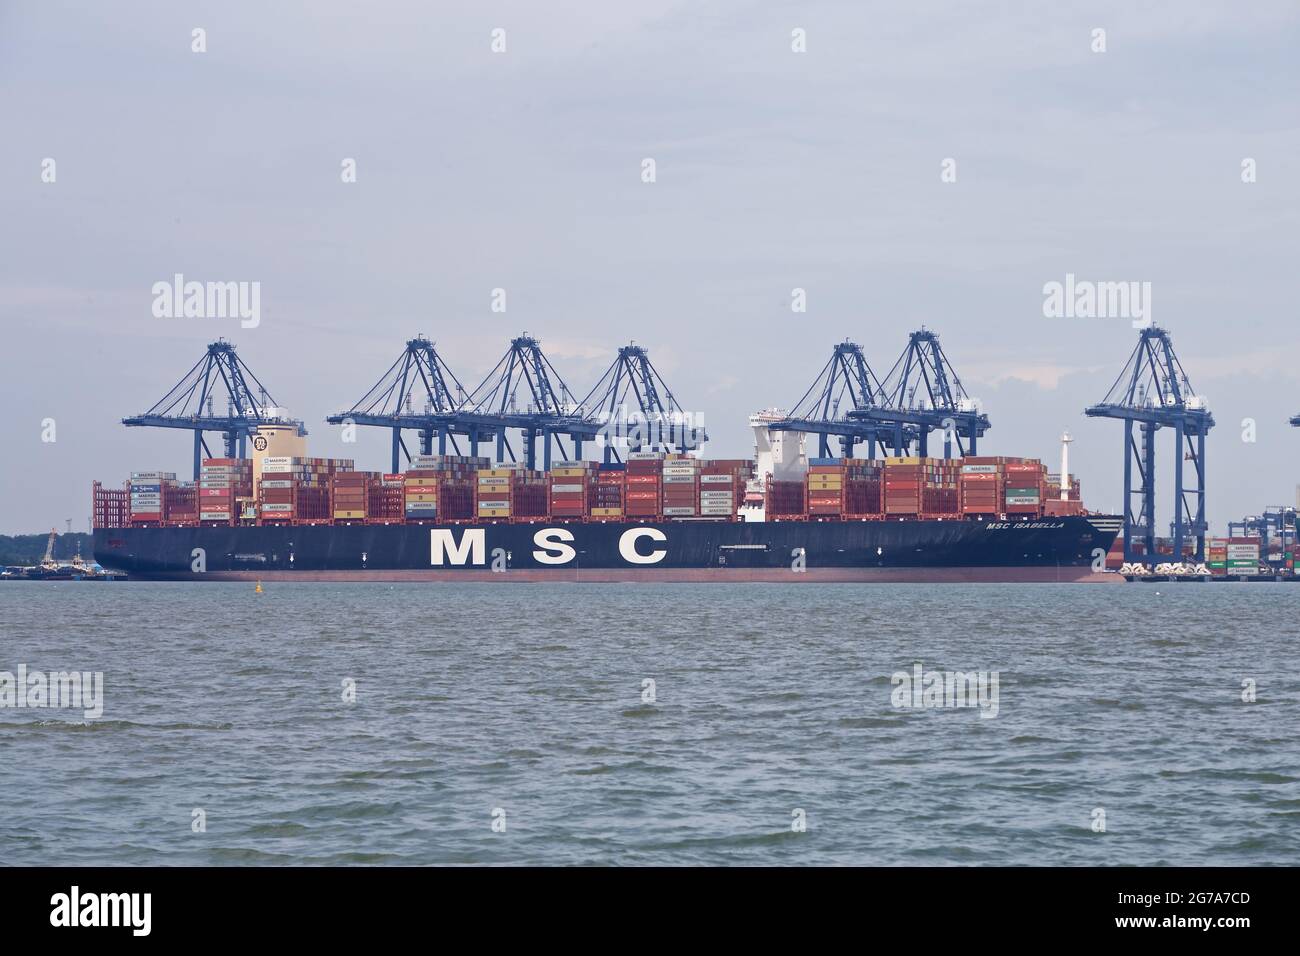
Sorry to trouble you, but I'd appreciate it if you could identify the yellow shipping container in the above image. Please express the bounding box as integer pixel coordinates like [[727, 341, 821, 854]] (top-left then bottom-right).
[[477, 508, 511, 518], [885, 456, 922, 465], [404, 493, 438, 503], [478, 469, 516, 479], [332, 511, 365, 519], [549, 468, 590, 477], [405, 478, 440, 487], [590, 508, 624, 517]]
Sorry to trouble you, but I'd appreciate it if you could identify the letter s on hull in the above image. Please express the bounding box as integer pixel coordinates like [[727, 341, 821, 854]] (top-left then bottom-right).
[[533, 528, 576, 565], [619, 527, 667, 564]]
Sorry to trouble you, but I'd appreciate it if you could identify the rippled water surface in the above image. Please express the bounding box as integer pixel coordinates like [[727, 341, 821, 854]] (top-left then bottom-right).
[[1, 581, 1297, 865]]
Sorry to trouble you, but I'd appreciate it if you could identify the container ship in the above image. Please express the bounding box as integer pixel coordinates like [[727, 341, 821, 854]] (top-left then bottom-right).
[[92, 418, 1122, 582]]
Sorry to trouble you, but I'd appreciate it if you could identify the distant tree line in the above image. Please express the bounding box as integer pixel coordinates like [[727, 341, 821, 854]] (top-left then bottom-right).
[[0, 533, 96, 566]]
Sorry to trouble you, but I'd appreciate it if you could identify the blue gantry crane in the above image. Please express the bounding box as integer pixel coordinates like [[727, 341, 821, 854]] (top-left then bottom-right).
[[449, 334, 590, 471], [1085, 326, 1214, 564], [768, 340, 915, 458], [575, 343, 707, 462], [851, 329, 990, 458], [122, 340, 302, 480], [325, 336, 488, 473]]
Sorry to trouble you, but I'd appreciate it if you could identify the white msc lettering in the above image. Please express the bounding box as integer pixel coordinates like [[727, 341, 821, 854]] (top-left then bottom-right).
[[430, 528, 486, 566], [532, 528, 576, 565], [619, 528, 667, 564]]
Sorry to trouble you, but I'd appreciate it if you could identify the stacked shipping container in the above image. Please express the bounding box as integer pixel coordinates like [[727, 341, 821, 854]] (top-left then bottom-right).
[[405, 455, 485, 521], [662, 455, 699, 517], [259, 457, 351, 524], [199, 459, 252, 525], [625, 452, 663, 519], [884, 458, 960, 516], [548, 460, 595, 519], [331, 471, 378, 521], [700, 459, 752, 517], [366, 473, 406, 523], [102, 452, 1074, 527], [128, 471, 177, 524], [1004, 461, 1046, 515], [766, 476, 806, 518], [805, 458, 883, 518], [591, 464, 625, 518], [476, 462, 546, 520]]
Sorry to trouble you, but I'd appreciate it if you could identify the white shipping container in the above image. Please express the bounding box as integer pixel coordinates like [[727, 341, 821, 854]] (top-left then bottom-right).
[[549, 483, 585, 493], [477, 499, 510, 509], [261, 503, 293, 513], [663, 507, 696, 516], [699, 475, 733, 484]]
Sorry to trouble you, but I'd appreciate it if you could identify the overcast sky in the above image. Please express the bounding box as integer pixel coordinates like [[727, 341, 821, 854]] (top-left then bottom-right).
[[1, 0, 1297, 535]]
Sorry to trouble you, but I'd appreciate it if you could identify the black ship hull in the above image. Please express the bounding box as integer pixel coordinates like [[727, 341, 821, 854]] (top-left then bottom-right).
[[94, 516, 1122, 583]]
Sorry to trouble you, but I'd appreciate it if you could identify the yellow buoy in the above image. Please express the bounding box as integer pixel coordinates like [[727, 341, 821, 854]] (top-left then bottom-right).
[[255, 580, 264, 593]]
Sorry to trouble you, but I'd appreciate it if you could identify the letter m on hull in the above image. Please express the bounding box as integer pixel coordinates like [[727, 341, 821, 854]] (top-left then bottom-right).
[[430, 528, 486, 566]]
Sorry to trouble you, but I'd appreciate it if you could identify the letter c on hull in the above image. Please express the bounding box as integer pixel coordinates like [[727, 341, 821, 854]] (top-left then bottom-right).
[[619, 527, 667, 564]]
